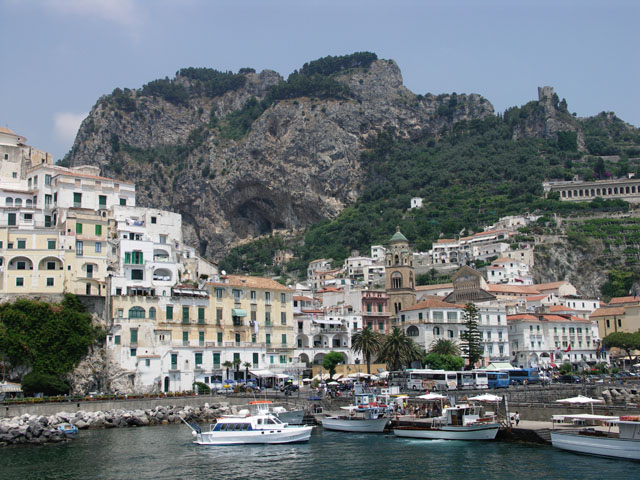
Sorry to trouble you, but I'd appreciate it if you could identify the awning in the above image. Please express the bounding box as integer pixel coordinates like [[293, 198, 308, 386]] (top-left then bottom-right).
[[312, 318, 342, 325], [249, 369, 276, 378], [232, 309, 247, 317]]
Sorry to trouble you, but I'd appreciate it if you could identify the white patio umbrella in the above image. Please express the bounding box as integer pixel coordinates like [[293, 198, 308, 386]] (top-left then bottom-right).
[[468, 394, 503, 403], [417, 393, 448, 401], [555, 395, 604, 414], [327, 381, 339, 386]]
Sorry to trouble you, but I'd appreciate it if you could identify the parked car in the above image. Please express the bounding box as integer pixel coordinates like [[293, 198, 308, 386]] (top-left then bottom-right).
[[557, 374, 581, 384]]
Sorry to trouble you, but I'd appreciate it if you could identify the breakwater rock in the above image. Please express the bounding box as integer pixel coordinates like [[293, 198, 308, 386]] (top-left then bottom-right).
[[0, 402, 230, 446]]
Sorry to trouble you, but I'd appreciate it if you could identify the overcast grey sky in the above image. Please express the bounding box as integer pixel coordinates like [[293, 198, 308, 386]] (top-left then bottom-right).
[[2, 0, 638, 160]]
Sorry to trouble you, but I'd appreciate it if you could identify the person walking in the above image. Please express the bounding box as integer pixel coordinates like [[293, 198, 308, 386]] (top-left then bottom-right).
[[515, 411, 520, 426]]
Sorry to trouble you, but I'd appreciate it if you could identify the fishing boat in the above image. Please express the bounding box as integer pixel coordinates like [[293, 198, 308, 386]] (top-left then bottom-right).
[[57, 423, 79, 436], [551, 415, 640, 460], [183, 401, 313, 445], [321, 390, 391, 433], [272, 406, 306, 425], [393, 404, 500, 440]]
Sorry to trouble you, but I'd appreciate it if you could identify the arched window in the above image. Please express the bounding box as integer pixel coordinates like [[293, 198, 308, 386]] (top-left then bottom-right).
[[391, 272, 402, 289], [5, 197, 12, 206], [407, 326, 419, 337], [26, 199, 32, 207], [394, 254, 400, 265], [14, 198, 22, 207], [433, 326, 441, 336], [448, 329, 455, 338], [149, 307, 156, 319], [409, 272, 414, 289], [129, 306, 145, 319]]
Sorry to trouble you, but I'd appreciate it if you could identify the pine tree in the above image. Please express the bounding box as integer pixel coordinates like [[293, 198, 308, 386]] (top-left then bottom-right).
[[460, 303, 483, 369]]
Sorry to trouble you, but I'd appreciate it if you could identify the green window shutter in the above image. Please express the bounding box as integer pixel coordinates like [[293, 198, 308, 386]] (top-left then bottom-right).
[[114, 335, 121, 345], [48, 240, 56, 249], [198, 307, 205, 321], [217, 332, 222, 343], [171, 353, 177, 368], [124, 252, 131, 264], [130, 328, 138, 343], [213, 352, 220, 366], [76, 223, 82, 234], [99, 195, 107, 207], [182, 306, 189, 322], [195, 353, 202, 366], [266, 334, 271, 345], [281, 334, 286, 345], [95, 224, 102, 235], [166, 305, 173, 320]]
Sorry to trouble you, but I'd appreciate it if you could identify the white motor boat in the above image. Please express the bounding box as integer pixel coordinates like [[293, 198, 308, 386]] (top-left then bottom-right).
[[273, 406, 306, 425], [185, 401, 313, 445], [321, 392, 391, 433], [551, 415, 640, 460], [393, 404, 500, 441]]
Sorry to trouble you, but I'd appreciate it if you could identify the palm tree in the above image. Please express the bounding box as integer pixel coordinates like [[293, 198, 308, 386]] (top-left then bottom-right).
[[351, 327, 382, 374], [222, 361, 233, 381], [429, 339, 461, 356], [378, 327, 424, 371], [243, 362, 252, 383]]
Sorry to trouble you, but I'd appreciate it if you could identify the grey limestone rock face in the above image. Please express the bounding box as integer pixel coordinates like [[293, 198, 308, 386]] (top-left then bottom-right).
[[67, 58, 494, 261]]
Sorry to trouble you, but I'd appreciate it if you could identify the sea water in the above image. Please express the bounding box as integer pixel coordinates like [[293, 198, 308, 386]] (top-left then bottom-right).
[[2, 424, 637, 480]]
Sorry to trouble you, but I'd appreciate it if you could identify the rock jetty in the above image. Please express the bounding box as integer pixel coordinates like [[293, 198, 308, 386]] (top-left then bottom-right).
[[0, 402, 230, 446]]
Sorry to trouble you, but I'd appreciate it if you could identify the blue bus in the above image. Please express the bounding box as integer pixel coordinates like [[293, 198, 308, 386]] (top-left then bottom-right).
[[486, 371, 510, 389], [506, 368, 540, 385]]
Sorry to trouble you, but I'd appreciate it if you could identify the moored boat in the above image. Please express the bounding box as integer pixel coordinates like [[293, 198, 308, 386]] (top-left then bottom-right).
[[393, 404, 500, 441], [273, 406, 306, 425], [184, 401, 313, 445], [321, 389, 391, 433], [551, 415, 640, 460], [57, 423, 79, 436]]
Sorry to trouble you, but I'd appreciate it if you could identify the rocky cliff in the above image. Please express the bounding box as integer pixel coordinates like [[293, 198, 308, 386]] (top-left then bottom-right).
[[66, 55, 494, 260]]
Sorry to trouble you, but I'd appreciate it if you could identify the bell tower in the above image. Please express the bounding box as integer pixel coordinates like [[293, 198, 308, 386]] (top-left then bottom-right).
[[385, 226, 416, 316]]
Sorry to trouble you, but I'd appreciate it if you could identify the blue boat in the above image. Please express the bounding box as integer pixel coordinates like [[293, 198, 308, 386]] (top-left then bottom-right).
[[57, 423, 78, 436]]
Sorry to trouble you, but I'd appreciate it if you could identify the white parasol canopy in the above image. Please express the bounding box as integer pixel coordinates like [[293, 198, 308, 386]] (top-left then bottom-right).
[[555, 395, 604, 414], [417, 393, 448, 401], [468, 394, 502, 403], [327, 381, 339, 386]]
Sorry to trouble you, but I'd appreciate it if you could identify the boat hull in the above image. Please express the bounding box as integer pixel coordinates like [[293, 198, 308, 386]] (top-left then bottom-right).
[[551, 431, 640, 460], [393, 424, 500, 440], [321, 416, 389, 433], [194, 426, 313, 445]]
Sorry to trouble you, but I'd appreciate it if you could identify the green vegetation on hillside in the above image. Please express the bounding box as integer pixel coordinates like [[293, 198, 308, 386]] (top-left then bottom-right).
[[0, 295, 101, 395]]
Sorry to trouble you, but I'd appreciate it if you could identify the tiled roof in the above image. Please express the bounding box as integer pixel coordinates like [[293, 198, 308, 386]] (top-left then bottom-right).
[[535, 281, 567, 290], [436, 238, 457, 244], [294, 296, 313, 301], [508, 314, 539, 322], [415, 283, 453, 291], [608, 296, 640, 305], [549, 305, 575, 312], [207, 275, 293, 291], [590, 307, 626, 317], [401, 299, 465, 312], [525, 295, 548, 302], [487, 284, 540, 294]]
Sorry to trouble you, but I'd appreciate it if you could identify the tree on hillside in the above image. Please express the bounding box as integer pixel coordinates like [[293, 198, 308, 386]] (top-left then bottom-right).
[[351, 327, 382, 375], [377, 327, 424, 371], [0, 294, 99, 394], [429, 339, 461, 356], [460, 303, 483, 369], [322, 351, 345, 379], [603, 331, 640, 365]]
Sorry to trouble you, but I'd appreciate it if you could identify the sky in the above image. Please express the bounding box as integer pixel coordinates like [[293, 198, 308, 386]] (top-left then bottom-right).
[[1, 0, 638, 161]]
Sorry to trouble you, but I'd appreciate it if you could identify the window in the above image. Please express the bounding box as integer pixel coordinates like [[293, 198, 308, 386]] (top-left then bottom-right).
[[130, 328, 138, 343], [281, 334, 287, 345], [235, 333, 241, 344], [16, 277, 24, 287], [198, 307, 205, 324], [171, 353, 178, 369], [8, 213, 16, 226], [447, 311, 457, 321], [117, 309, 123, 318], [232, 289, 242, 301], [215, 288, 223, 299], [46, 261, 56, 270], [129, 307, 145, 319], [281, 293, 286, 303], [145, 359, 150, 367], [119, 198, 126, 206], [99, 195, 106, 208], [114, 335, 121, 345], [195, 352, 202, 366], [46, 277, 54, 287], [47, 239, 56, 250], [95, 242, 102, 253], [166, 305, 173, 320], [279, 355, 286, 364], [379, 321, 384, 331], [95, 224, 102, 235], [151, 216, 157, 224], [182, 306, 190, 323], [217, 332, 223, 344], [130, 349, 137, 357], [265, 292, 271, 304], [433, 326, 440, 336], [159, 234, 167, 244], [7, 243, 13, 249], [45, 174, 52, 185], [73, 192, 82, 207], [76, 241, 83, 256], [131, 269, 143, 280], [250, 290, 256, 301], [448, 329, 454, 338], [148, 307, 156, 319], [182, 331, 189, 345], [17, 239, 25, 249], [266, 334, 271, 345], [216, 308, 223, 324], [433, 311, 443, 321], [281, 312, 287, 325], [265, 311, 271, 326], [213, 353, 220, 367]]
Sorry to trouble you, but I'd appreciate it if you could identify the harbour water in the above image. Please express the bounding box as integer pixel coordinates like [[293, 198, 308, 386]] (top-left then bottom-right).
[[2, 424, 637, 480]]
